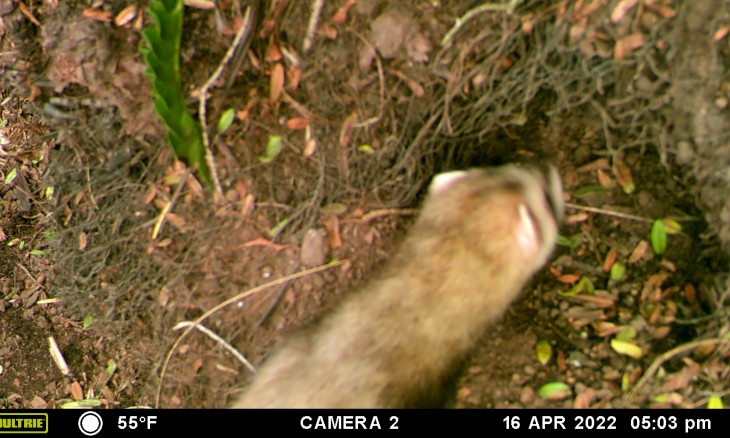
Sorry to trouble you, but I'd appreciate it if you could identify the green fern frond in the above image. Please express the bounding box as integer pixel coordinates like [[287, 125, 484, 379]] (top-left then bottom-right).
[[140, 0, 210, 185]]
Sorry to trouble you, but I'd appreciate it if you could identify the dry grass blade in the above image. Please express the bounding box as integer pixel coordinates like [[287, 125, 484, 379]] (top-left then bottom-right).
[[155, 260, 348, 407]]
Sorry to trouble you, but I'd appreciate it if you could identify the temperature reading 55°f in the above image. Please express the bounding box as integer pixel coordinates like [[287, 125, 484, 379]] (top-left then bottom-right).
[[118, 416, 157, 430]]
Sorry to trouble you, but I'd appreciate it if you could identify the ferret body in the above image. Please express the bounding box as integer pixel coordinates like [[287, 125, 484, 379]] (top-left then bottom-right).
[[232, 165, 563, 408]]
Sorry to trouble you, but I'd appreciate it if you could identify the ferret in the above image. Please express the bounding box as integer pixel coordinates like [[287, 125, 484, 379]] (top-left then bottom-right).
[[232, 164, 564, 408]]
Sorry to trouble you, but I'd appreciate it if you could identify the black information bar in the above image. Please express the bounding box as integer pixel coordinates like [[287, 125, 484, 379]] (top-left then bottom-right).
[[0, 410, 722, 436]]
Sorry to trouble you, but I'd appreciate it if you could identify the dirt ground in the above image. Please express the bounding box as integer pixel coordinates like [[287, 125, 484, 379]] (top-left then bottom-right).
[[1, 0, 728, 409]]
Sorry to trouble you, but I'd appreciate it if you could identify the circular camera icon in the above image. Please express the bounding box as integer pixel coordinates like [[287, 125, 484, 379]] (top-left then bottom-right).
[[78, 411, 103, 436]]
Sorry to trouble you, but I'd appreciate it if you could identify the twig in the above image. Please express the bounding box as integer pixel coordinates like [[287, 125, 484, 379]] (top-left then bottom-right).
[[565, 202, 653, 223], [173, 321, 256, 374], [352, 32, 385, 129], [48, 336, 70, 376], [155, 259, 348, 408], [257, 265, 299, 327], [360, 208, 419, 223], [303, 0, 325, 53], [625, 337, 730, 404], [196, 5, 253, 199], [151, 168, 190, 240], [441, 0, 523, 47]]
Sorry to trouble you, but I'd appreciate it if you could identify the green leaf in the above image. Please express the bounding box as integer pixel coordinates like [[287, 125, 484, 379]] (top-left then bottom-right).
[[610, 262, 626, 281], [610, 338, 643, 359], [4, 168, 16, 185], [82, 315, 94, 329], [358, 144, 375, 154], [538, 382, 571, 400], [259, 135, 283, 163], [30, 249, 45, 256], [556, 234, 581, 248], [106, 360, 118, 376], [217, 107, 236, 134], [60, 400, 103, 409], [707, 395, 724, 409], [651, 219, 667, 255], [559, 276, 595, 297], [44, 231, 58, 240], [661, 217, 682, 235], [574, 184, 605, 198], [615, 325, 637, 342], [269, 217, 289, 237], [45, 186, 54, 200], [535, 340, 552, 365], [141, 0, 210, 185]]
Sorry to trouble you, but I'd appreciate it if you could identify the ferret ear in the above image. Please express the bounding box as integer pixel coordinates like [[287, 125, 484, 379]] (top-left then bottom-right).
[[429, 170, 468, 196]]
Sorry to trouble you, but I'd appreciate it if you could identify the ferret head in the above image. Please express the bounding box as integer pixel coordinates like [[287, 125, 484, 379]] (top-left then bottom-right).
[[423, 164, 563, 274]]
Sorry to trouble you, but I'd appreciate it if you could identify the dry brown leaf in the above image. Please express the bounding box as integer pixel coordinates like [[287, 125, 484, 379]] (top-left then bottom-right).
[[114, 5, 137, 27], [184, 0, 216, 9], [573, 387, 596, 409], [612, 156, 635, 193], [520, 14, 535, 34], [82, 7, 112, 22], [331, 0, 357, 25], [78, 231, 88, 251], [269, 63, 285, 102], [649, 4, 676, 18], [323, 215, 343, 249], [391, 70, 425, 97], [610, 0, 639, 23], [339, 112, 358, 147], [267, 38, 282, 62], [565, 213, 588, 224], [549, 265, 562, 277], [70, 381, 83, 401], [578, 0, 602, 18], [659, 259, 676, 272], [286, 66, 302, 91], [319, 23, 338, 40], [303, 138, 317, 157], [614, 33, 644, 60], [628, 240, 649, 264], [683, 283, 697, 303], [572, 293, 615, 308], [240, 193, 255, 218], [236, 108, 249, 121], [713, 26, 730, 42], [592, 321, 622, 337], [603, 247, 617, 272], [556, 349, 566, 371], [144, 187, 156, 205], [286, 117, 309, 130], [241, 237, 286, 251], [18, 1, 41, 26], [557, 274, 581, 284], [597, 168, 615, 188], [577, 158, 609, 173], [165, 212, 186, 231], [652, 326, 671, 339]]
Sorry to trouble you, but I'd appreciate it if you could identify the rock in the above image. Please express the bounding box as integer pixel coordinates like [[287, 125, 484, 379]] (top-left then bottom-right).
[[300, 228, 329, 267]]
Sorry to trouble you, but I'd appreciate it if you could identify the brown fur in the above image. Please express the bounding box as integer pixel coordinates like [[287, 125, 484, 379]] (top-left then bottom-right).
[[232, 165, 563, 408]]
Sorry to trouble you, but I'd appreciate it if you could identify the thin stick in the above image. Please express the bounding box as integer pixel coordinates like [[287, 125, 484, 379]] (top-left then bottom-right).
[[303, 0, 325, 53], [626, 337, 730, 404], [173, 321, 256, 374], [151, 168, 190, 240], [565, 202, 653, 223], [352, 32, 385, 129], [196, 5, 253, 198], [155, 260, 348, 407], [441, 0, 523, 47]]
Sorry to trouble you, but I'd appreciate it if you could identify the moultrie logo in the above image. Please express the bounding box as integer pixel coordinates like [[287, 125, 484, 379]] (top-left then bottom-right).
[[0, 413, 48, 433]]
